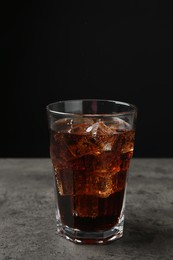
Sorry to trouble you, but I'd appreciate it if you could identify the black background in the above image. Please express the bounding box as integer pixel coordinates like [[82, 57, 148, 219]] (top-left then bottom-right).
[[1, 1, 173, 158]]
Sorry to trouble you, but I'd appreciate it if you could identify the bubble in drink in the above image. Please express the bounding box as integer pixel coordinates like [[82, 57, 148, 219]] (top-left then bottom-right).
[[50, 118, 135, 231]]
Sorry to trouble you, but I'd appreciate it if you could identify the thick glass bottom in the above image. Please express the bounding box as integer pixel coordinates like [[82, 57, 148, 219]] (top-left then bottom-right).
[[56, 218, 124, 244]]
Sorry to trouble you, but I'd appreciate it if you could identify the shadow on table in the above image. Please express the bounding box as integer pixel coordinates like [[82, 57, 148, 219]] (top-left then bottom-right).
[[107, 219, 173, 255]]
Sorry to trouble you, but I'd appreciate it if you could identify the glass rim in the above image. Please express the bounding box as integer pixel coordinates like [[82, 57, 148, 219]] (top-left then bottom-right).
[[46, 99, 137, 117]]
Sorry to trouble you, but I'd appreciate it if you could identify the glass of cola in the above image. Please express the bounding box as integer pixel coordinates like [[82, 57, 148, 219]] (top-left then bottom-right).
[[46, 99, 137, 244]]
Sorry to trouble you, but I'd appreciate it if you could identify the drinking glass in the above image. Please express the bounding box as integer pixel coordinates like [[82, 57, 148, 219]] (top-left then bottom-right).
[[46, 99, 137, 244]]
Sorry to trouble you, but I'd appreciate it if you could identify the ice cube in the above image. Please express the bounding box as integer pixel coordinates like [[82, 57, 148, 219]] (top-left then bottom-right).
[[106, 117, 131, 132], [52, 118, 95, 134], [57, 118, 103, 158], [85, 121, 117, 152], [52, 118, 73, 133], [86, 121, 114, 136], [73, 168, 121, 198], [121, 130, 135, 153], [64, 134, 101, 158], [68, 118, 95, 134], [112, 170, 127, 193], [70, 150, 121, 173], [74, 195, 99, 218]]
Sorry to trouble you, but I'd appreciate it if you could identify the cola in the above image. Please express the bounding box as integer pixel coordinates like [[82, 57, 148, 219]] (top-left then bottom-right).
[[50, 118, 135, 232]]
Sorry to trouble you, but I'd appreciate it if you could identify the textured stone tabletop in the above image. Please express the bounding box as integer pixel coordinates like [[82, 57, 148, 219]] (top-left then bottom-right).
[[0, 158, 173, 260]]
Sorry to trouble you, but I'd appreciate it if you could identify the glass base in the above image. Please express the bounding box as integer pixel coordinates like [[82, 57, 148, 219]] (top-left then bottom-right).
[[56, 219, 124, 244]]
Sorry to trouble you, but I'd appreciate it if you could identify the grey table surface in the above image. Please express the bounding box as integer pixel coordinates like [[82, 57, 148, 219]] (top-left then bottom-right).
[[0, 158, 173, 260]]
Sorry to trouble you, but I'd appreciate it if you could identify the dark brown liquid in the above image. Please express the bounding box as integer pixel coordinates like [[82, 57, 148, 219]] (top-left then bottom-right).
[[50, 119, 135, 231], [57, 189, 125, 231]]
